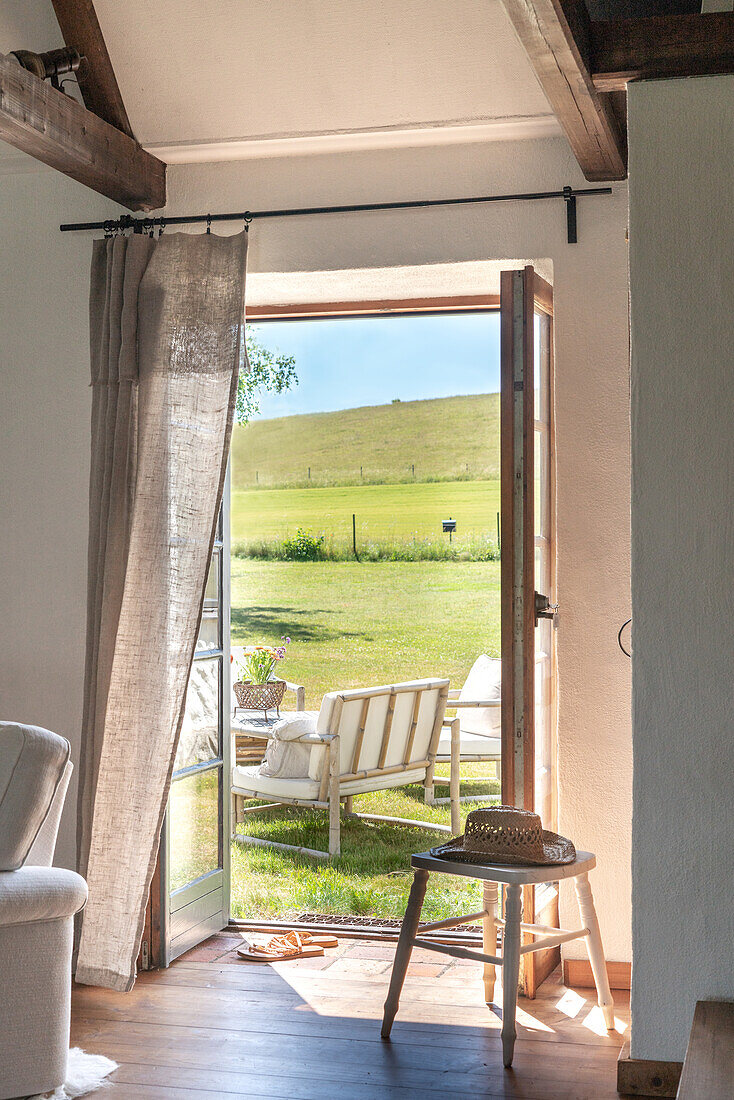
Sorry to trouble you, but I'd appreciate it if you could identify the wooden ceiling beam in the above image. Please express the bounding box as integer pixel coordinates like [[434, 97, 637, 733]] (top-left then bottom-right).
[[499, 0, 627, 182], [591, 12, 734, 91], [50, 0, 133, 137], [0, 53, 165, 211]]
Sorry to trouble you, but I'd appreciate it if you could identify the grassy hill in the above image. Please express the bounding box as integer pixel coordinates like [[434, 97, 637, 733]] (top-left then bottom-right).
[[231, 392, 500, 490]]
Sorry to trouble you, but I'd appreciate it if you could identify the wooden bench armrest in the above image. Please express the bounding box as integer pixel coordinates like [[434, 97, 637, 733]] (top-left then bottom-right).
[[446, 698, 502, 708], [232, 728, 334, 745], [284, 681, 306, 709]]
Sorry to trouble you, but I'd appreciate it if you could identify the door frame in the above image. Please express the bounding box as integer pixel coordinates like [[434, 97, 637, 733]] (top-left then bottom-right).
[[500, 266, 559, 997], [140, 286, 558, 962]]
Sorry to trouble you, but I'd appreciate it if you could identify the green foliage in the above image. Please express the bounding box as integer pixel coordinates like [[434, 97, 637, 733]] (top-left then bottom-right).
[[232, 532, 499, 563], [280, 527, 326, 561], [236, 325, 298, 424]]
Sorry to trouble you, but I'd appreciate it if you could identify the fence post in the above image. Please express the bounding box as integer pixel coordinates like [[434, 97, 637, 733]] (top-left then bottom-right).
[[497, 512, 501, 552], [352, 513, 359, 562]]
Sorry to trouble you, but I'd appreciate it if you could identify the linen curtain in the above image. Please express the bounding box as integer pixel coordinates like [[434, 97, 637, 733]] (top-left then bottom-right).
[[76, 230, 248, 991]]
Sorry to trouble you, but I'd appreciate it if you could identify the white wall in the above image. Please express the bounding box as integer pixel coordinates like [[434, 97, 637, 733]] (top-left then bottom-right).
[[628, 75, 734, 1061], [0, 170, 125, 871], [0, 133, 632, 959]]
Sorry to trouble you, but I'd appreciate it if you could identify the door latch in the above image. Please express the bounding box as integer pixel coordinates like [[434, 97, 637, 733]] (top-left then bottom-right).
[[535, 591, 558, 623]]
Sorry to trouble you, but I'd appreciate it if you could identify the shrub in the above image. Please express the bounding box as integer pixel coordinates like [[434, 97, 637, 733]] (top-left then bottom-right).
[[280, 528, 326, 561], [232, 532, 500, 563]]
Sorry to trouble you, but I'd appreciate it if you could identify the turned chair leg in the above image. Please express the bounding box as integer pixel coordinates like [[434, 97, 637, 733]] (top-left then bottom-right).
[[381, 868, 429, 1039], [574, 871, 615, 1029], [501, 883, 522, 1068], [482, 881, 499, 1005]]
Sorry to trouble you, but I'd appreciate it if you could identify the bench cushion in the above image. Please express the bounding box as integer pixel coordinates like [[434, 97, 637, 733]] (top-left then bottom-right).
[[436, 729, 501, 759], [232, 764, 430, 802], [457, 656, 502, 737]]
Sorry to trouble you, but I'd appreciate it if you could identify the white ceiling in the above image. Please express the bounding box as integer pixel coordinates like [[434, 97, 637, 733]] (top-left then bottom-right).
[[0, 0, 558, 165]]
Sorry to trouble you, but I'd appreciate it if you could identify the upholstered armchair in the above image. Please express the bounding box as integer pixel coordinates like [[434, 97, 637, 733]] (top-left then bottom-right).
[[0, 722, 88, 1100]]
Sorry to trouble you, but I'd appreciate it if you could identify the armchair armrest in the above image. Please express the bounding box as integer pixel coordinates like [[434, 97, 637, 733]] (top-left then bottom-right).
[[446, 698, 502, 708], [284, 681, 306, 711]]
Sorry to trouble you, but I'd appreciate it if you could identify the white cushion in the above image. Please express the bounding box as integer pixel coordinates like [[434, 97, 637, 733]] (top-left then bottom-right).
[[457, 656, 502, 737], [232, 764, 430, 802], [0, 723, 71, 871], [233, 765, 321, 801], [258, 712, 319, 779], [437, 730, 501, 759]]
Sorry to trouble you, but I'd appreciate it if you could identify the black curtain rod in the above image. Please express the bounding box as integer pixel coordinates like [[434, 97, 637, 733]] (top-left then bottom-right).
[[59, 185, 612, 244]]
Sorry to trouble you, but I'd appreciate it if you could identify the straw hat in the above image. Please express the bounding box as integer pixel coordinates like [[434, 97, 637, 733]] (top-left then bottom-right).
[[430, 805, 576, 866]]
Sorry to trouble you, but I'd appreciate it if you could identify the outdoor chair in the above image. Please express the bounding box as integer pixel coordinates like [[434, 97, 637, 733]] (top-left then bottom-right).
[[231, 678, 456, 858], [426, 655, 502, 811]]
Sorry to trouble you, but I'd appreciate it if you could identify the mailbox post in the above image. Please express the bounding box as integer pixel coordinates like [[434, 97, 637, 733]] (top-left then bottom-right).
[[442, 517, 456, 543]]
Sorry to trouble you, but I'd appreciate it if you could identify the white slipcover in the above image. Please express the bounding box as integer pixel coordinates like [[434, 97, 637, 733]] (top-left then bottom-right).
[[0, 722, 88, 1100], [436, 655, 502, 759]]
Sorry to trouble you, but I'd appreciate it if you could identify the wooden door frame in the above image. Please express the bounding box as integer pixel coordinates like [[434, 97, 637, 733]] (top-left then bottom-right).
[[499, 267, 558, 997], [138, 288, 542, 966]]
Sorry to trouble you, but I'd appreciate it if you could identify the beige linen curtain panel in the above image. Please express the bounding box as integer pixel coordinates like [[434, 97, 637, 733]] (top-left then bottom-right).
[[76, 230, 248, 991]]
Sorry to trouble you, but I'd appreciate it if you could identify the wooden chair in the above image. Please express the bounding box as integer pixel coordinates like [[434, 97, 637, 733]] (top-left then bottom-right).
[[231, 678, 455, 858], [382, 849, 615, 1068]]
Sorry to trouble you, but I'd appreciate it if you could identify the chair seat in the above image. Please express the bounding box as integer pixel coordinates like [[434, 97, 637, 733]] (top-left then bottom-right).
[[436, 729, 501, 759], [232, 764, 430, 802]]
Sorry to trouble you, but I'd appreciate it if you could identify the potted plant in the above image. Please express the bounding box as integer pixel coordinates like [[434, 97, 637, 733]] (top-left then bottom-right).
[[232, 637, 291, 716]]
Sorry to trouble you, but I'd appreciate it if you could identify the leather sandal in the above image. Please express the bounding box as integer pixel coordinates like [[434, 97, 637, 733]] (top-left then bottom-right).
[[237, 930, 325, 962]]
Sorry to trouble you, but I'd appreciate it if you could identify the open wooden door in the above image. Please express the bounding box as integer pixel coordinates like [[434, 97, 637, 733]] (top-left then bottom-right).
[[500, 267, 557, 996]]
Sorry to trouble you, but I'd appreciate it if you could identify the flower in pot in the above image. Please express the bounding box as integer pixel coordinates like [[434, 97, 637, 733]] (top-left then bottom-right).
[[232, 637, 291, 716]]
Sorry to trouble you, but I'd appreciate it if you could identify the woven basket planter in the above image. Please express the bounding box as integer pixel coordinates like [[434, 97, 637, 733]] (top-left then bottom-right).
[[233, 678, 286, 714]]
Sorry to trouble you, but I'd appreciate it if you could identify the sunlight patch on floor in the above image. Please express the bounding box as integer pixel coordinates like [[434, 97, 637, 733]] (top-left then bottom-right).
[[556, 988, 586, 1018], [583, 1004, 629, 1036], [513, 1004, 555, 1033]]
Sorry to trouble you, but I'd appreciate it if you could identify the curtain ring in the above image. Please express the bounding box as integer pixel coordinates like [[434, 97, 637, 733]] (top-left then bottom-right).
[[103, 220, 114, 239], [158, 218, 165, 237], [206, 213, 212, 235], [244, 212, 253, 231]]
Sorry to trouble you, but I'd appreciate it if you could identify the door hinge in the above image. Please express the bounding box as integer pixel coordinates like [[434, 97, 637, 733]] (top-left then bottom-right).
[[140, 939, 150, 970], [535, 591, 558, 624]]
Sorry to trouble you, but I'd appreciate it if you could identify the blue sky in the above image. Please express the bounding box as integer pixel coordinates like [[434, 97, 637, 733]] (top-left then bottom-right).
[[247, 313, 501, 419]]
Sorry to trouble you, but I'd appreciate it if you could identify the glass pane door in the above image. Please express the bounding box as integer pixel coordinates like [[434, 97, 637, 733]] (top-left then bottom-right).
[[161, 481, 231, 965]]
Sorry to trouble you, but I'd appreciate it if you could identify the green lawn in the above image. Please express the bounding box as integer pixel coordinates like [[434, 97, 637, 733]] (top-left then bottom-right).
[[229, 389, 502, 921], [232, 478, 500, 549], [231, 391, 500, 489], [229, 557, 501, 920], [230, 764, 500, 922], [230, 559, 500, 705]]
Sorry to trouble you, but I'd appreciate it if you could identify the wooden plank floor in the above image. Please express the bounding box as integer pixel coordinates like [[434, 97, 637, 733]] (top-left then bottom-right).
[[72, 933, 631, 1099]]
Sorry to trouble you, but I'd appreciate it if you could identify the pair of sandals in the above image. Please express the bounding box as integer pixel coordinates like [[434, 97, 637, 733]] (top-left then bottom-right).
[[238, 928, 339, 962]]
